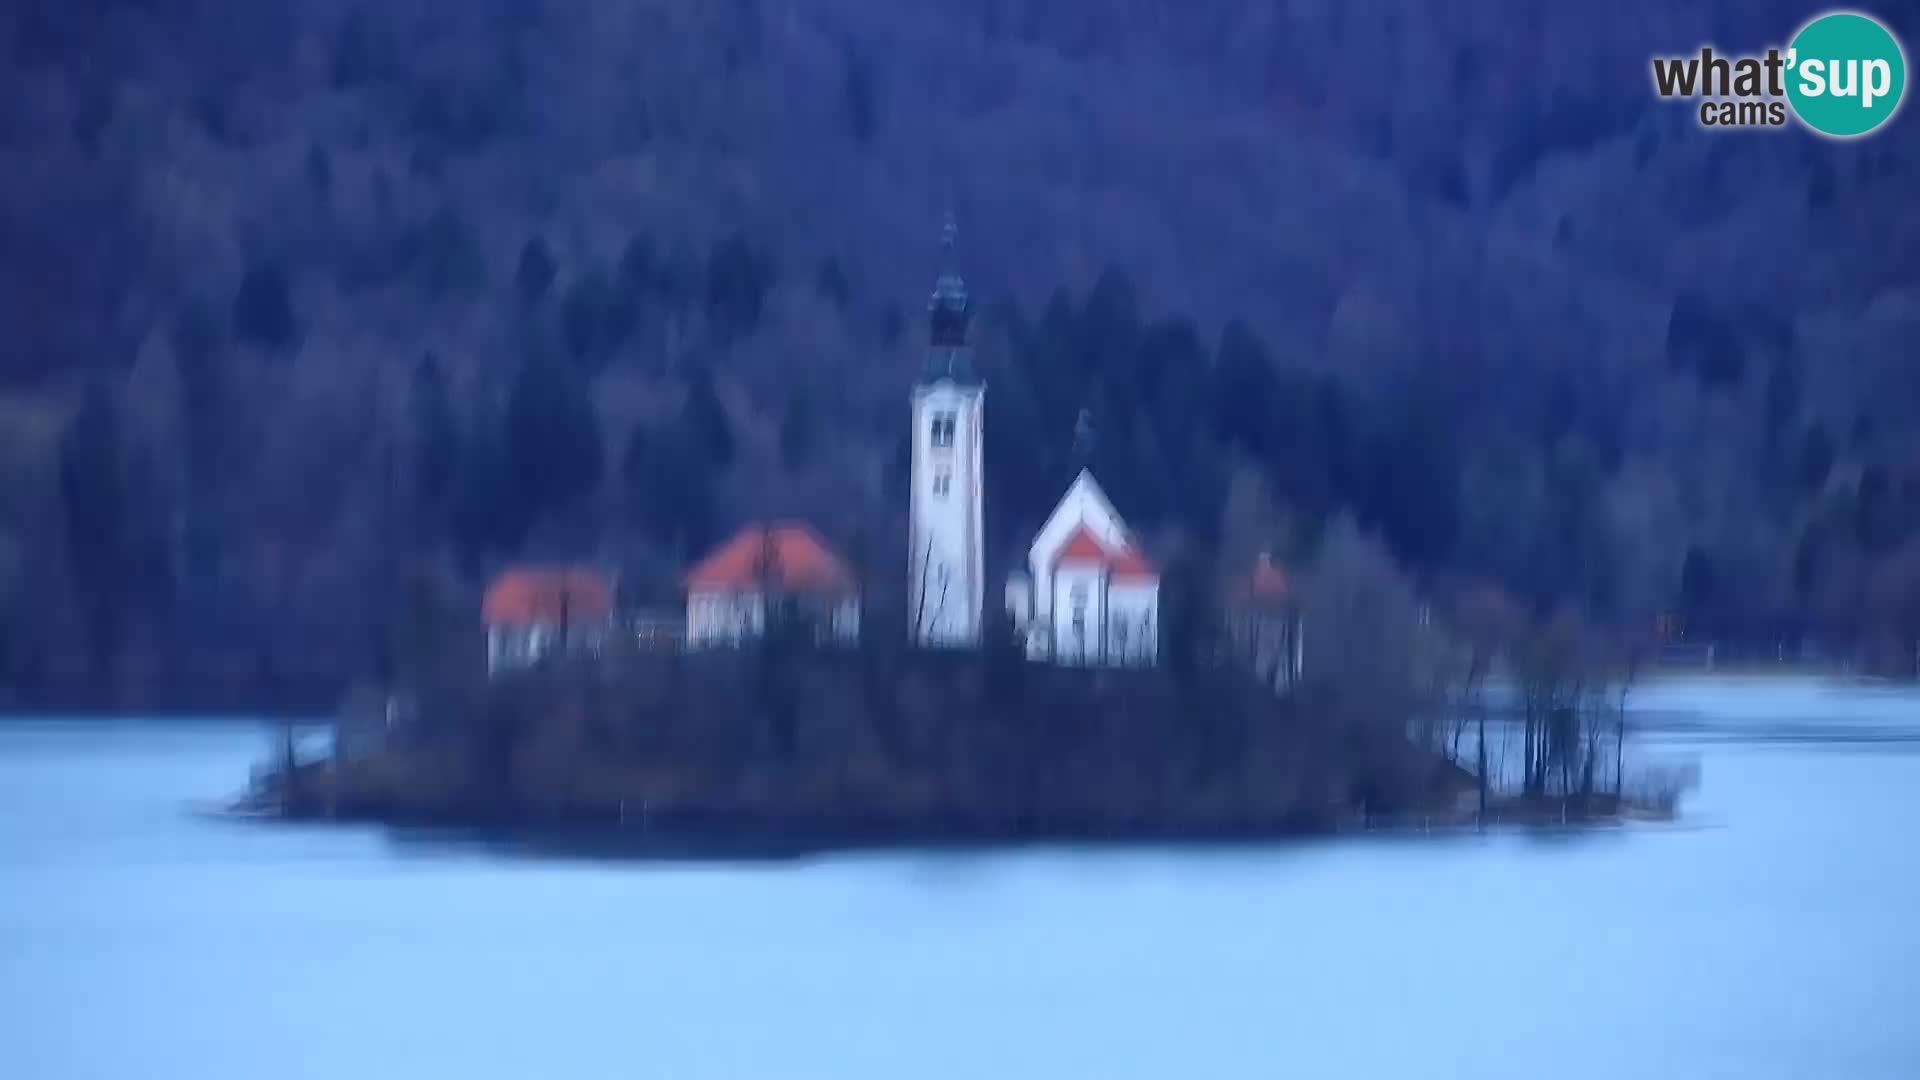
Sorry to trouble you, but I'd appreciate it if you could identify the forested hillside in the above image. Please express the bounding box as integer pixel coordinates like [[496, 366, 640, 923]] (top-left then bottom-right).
[[3, 0, 1919, 699]]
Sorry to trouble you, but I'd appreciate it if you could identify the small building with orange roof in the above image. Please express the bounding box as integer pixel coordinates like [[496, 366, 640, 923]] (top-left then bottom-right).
[[481, 565, 616, 676], [684, 522, 860, 648], [1224, 552, 1304, 693], [1005, 469, 1161, 667]]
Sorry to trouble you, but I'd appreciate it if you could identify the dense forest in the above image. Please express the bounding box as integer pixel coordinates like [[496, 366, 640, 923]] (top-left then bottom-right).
[[3, 0, 1919, 702]]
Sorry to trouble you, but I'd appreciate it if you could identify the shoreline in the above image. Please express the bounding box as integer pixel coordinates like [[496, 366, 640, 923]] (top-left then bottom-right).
[[223, 760, 1670, 859], [211, 806, 1672, 861]]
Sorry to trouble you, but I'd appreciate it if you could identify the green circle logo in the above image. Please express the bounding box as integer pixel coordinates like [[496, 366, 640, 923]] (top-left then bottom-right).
[[1786, 11, 1907, 138]]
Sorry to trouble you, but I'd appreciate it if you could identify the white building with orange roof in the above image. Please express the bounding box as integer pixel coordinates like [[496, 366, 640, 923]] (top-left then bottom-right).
[[1005, 470, 1161, 667], [1225, 552, 1304, 694], [684, 522, 861, 649], [482, 565, 616, 677]]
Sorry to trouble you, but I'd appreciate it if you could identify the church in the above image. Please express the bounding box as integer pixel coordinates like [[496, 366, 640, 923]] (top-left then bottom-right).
[[908, 218, 1161, 666]]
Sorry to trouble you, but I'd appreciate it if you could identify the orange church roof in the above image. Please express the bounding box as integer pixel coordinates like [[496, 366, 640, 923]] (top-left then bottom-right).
[[1055, 525, 1112, 565], [1110, 546, 1158, 581], [685, 523, 856, 593], [1054, 524, 1158, 581], [483, 566, 614, 626]]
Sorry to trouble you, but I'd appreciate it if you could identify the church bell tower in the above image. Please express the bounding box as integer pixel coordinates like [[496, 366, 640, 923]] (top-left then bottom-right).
[[909, 215, 985, 646]]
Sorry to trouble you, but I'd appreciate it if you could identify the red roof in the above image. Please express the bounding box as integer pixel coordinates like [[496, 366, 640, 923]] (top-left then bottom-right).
[[1110, 547, 1157, 582], [483, 566, 614, 626], [1053, 524, 1158, 581], [1055, 525, 1111, 565], [1228, 553, 1294, 607], [685, 523, 856, 593]]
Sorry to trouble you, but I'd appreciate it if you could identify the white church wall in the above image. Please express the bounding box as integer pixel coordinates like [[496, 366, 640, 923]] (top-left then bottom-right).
[[1107, 582, 1160, 666], [1050, 565, 1109, 666]]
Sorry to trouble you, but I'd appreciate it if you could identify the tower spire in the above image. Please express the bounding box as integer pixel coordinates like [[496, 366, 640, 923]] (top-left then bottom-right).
[[922, 212, 977, 382], [929, 211, 969, 328], [1072, 407, 1096, 468]]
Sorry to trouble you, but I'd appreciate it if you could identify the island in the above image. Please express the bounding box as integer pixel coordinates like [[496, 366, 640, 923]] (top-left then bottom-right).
[[242, 562, 1691, 850]]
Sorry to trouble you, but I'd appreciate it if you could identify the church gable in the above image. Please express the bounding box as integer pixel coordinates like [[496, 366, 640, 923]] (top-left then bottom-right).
[[1051, 521, 1158, 580], [1013, 467, 1161, 667], [1054, 524, 1114, 568], [1029, 470, 1135, 572]]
